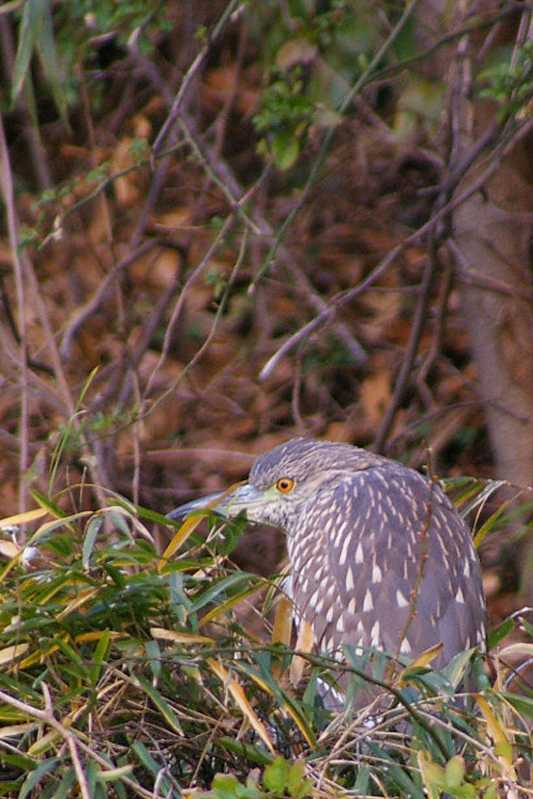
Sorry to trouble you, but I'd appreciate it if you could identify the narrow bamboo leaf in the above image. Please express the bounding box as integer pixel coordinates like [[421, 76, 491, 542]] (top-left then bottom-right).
[[461, 480, 507, 519], [237, 660, 316, 748], [0, 753, 37, 770], [150, 627, 214, 646], [158, 512, 207, 570], [56, 587, 100, 620], [82, 516, 103, 570], [27, 728, 61, 756], [475, 694, 517, 777], [0, 643, 29, 666], [144, 639, 161, 681], [89, 630, 111, 684], [96, 765, 134, 782], [18, 757, 59, 799], [218, 736, 273, 766], [501, 691, 533, 719], [0, 508, 48, 528], [441, 648, 476, 689], [487, 617, 515, 650], [49, 768, 76, 799], [190, 572, 253, 613], [34, 0, 68, 123], [290, 618, 314, 688], [0, 723, 36, 739], [271, 595, 293, 647], [11, 0, 44, 102], [473, 498, 513, 547], [198, 583, 265, 627], [208, 658, 275, 753], [30, 491, 67, 519], [131, 741, 175, 795], [134, 675, 184, 735], [30, 511, 92, 544]]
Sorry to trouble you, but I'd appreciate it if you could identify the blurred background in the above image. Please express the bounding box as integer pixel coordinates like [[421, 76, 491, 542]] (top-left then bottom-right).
[[0, 0, 532, 626]]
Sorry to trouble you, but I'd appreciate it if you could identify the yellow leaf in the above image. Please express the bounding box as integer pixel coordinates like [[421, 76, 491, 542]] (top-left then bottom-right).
[[409, 642, 444, 668], [289, 619, 314, 688], [158, 514, 207, 571], [272, 595, 293, 647], [208, 658, 275, 753], [0, 643, 29, 666], [272, 595, 293, 680], [0, 541, 19, 559], [28, 714, 74, 756], [31, 511, 93, 542], [56, 587, 100, 620], [398, 641, 444, 685], [417, 751, 444, 799], [28, 728, 61, 756], [75, 631, 127, 643], [20, 643, 61, 669], [0, 723, 36, 739], [243, 668, 316, 749], [158, 481, 245, 571], [0, 508, 49, 527], [476, 694, 516, 779], [150, 627, 214, 646]]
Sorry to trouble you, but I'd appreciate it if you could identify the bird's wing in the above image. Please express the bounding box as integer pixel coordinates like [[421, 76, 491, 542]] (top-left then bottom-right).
[[313, 465, 485, 666]]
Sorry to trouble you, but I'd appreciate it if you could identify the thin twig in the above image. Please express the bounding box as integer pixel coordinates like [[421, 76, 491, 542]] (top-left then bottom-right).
[[152, 0, 242, 157], [0, 111, 29, 515], [250, 0, 421, 291], [373, 250, 438, 452], [60, 239, 162, 359], [259, 116, 533, 383]]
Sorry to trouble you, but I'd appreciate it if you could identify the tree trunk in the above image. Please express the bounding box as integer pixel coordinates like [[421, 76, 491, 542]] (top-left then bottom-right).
[[453, 128, 533, 603]]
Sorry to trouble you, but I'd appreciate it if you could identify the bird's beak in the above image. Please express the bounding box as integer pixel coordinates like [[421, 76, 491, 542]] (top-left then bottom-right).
[[167, 481, 265, 522]]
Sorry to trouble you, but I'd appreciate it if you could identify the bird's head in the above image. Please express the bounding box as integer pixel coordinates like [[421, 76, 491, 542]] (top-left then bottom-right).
[[168, 437, 380, 529]]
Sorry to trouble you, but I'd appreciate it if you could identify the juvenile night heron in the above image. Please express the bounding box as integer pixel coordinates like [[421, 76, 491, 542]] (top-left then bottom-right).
[[170, 438, 486, 700]]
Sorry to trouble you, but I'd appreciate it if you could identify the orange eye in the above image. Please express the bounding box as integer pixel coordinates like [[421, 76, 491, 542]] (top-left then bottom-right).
[[276, 477, 295, 494]]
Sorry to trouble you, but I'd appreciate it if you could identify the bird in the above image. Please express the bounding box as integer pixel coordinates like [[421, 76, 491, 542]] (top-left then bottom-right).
[[169, 437, 486, 706]]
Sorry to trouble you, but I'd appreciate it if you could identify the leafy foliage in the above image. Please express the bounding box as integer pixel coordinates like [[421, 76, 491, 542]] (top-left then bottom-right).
[[1, 0, 533, 796], [0, 487, 531, 797], [478, 41, 533, 118]]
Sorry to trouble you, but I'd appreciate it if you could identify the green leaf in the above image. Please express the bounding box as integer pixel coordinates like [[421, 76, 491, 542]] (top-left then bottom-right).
[[217, 737, 273, 767], [34, 0, 68, 123], [131, 742, 174, 795], [271, 131, 300, 170], [189, 572, 254, 613], [353, 765, 370, 794], [82, 516, 103, 570], [444, 755, 465, 789], [135, 675, 183, 734], [89, 630, 111, 685], [212, 774, 240, 799], [500, 692, 533, 719], [49, 768, 76, 799], [18, 757, 59, 799], [12, 0, 44, 103], [0, 753, 37, 771], [144, 638, 162, 681], [287, 760, 312, 798], [440, 648, 475, 689], [487, 617, 514, 650], [263, 756, 290, 793]]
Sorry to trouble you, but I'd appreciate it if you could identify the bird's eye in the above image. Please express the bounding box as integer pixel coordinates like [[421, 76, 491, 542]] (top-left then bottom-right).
[[276, 477, 295, 494]]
